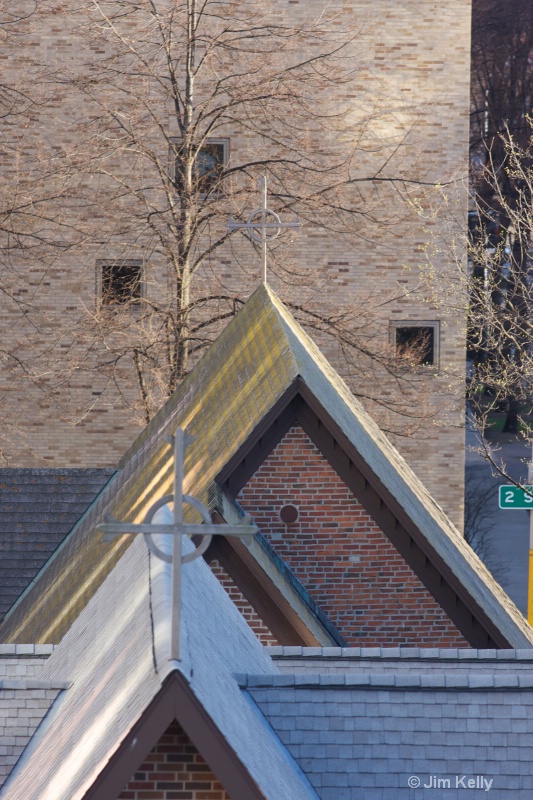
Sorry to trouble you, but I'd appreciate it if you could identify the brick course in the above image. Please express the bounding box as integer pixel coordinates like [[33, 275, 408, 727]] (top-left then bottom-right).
[[117, 720, 232, 800], [238, 427, 469, 648], [210, 560, 278, 646], [0, 0, 470, 531]]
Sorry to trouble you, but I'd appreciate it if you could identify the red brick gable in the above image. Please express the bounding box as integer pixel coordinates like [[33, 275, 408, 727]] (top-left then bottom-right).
[[211, 559, 278, 646], [237, 426, 468, 647], [118, 719, 232, 800]]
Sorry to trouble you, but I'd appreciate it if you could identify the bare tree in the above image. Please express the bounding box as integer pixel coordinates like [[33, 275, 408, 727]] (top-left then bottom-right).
[[471, 0, 533, 160], [464, 470, 508, 583], [468, 136, 533, 437], [469, 0, 533, 435], [0, 0, 439, 433], [421, 137, 533, 493]]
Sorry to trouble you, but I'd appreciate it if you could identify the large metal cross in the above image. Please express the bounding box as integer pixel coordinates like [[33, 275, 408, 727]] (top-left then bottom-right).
[[227, 175, 301, 284], [96, 428, 257, 661]]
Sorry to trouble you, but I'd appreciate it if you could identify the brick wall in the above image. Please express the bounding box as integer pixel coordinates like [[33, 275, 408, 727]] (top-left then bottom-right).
[[117, 720, 232, 800], [0, 0, 470, 531], [238, 427, 469, 648], [210, 560, 278, 646]]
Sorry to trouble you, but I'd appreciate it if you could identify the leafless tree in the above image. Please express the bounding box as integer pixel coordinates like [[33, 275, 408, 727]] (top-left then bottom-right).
[[469, 0, 533, 436], [0, 0, 444, 442], [467, 135, 533, 436], [464, 471, 509, 583], [421, 135, 533, 494]]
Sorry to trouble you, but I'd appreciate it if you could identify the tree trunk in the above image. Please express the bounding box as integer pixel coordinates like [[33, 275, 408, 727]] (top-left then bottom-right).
[[502, 396, 520, 434]]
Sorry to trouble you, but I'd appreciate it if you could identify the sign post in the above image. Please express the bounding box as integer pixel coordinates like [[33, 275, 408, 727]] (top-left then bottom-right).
[[527, 439, 533, 625], [499, 442, 533, 624]]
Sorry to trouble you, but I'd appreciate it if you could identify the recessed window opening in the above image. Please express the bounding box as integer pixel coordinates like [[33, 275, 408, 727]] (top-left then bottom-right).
[[174, 138, 228, 196], [391, 321, 440, 367], [100, 261, 142, 306]]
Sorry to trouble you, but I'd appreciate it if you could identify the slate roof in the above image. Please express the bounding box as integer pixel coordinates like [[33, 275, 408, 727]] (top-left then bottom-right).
[[1, 284, 532, 647], [0, 683, 67, 790], [246, 678, 533, 799], [1, 526, 319, 799], [235, 647, 533, 799], [7, 591, 533, 800], [266, 644, 533, 672], [0, 469, 114, 620]]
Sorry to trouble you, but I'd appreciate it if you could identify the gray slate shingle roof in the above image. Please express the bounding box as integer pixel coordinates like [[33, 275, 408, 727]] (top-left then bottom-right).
[[2, 531, 319, 800], [247, 682, 533, 799], [0, 469, 114, 619]]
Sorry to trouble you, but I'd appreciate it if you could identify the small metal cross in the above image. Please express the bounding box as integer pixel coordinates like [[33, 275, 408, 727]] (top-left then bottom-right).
[[227, 176, 301, 284], [96, 428, 258, 661]]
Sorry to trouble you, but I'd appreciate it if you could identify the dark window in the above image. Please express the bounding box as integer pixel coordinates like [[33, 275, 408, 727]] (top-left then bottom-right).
[[174, 139, 227, 195], [101, 262, 142, 306], [394, 324, 437, 366]]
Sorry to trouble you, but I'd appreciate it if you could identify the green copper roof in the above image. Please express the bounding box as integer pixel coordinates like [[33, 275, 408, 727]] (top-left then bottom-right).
[[2, 283, 533, 648], [0, 284, 299, 643]]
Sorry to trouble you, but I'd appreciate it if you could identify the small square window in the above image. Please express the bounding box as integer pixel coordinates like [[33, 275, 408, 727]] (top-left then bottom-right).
[[174, 139, 228, 196], [99, 261, 142, 306], [391, 321, 439, 366]]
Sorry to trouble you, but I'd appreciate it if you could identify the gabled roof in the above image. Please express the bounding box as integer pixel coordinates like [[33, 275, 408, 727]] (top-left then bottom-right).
[[1, 529, 319, 800], [1, 283, 532, 648], [240, 647, 533, 799]]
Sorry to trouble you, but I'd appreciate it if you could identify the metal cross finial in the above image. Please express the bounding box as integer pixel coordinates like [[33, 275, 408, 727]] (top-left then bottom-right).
[[227, 176, 301, 284], [96, 428, 257, 661]]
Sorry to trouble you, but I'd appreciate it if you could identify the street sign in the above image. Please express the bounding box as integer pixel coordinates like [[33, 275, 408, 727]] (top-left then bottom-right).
[[499, 485, 533, 509]]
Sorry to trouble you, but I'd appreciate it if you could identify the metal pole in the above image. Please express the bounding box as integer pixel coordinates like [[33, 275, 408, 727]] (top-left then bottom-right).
[[261, 176, 267, 284], [527, 439, 533, 625], [170, 431, 185, 660]]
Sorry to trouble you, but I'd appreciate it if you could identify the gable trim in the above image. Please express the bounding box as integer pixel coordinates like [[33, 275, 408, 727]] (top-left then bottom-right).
[[217, 379, 511, 649], [206, 528, 346, 647], [217, 380, 302, 495], [82, 672, 266, 800]]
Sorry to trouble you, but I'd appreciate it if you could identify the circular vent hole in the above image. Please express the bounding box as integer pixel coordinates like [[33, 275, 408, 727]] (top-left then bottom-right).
[[279, 504, 299, 524]]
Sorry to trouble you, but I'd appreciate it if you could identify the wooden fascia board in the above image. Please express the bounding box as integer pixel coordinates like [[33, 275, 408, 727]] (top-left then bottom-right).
[[214, 371, 509, 648], [296, 383, 509, 648], [82, 673, 266, 800], [206, 533, 339, 646], [216, 379, 302, 498]]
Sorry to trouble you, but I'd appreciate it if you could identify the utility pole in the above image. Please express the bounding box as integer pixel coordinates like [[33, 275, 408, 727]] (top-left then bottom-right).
[[527, 439, 533, 625]]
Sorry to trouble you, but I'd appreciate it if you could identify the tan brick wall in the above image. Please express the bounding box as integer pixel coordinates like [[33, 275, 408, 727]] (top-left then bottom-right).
[[0, 1, 471, 529], [238, 427, 469, 648], [117, 720, 232, 800]]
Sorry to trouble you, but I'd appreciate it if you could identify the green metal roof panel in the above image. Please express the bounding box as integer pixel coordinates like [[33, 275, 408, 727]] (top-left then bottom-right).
[[2, 283, 532, 649], [0, 285, 298, 643], [269, 291, 533, 648]]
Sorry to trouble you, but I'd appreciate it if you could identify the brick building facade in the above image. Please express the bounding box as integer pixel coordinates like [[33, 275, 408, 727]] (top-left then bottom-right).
[[211, 426, 468, 647], [3, 283, 533, 799], [0, 1, 471, 531], [236, 426, 468, 647], [118, 721, 232, 800]]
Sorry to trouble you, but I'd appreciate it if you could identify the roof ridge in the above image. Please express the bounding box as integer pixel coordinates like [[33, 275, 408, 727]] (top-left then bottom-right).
[[237, 672, 533, 690]]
